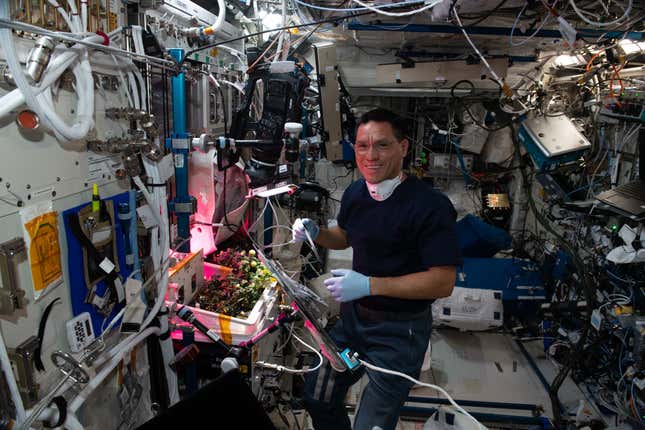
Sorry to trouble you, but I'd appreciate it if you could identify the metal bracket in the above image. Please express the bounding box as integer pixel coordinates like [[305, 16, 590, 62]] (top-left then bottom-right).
[[171, 138, 190, 150], [173, 197, 197, 215], [7, 336, 40, 408], [0, 238, 27, 316]]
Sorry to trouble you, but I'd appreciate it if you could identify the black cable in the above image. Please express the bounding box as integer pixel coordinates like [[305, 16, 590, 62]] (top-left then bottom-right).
[[450, 79, 475, 98], [460, 0, 510, 26], [510, 126, 595, 426], [288, 23, 323, 58], [34, 298, 61, 372], [462, 102, 512, 132], [180, 10, 377, 67]]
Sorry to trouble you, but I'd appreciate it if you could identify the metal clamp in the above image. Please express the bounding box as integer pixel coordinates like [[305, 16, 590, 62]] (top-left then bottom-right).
[[51, 351, 89, 384], [17, 352, 88, 430], [7, 336, 40, 407], [0, 237, 27, 316]]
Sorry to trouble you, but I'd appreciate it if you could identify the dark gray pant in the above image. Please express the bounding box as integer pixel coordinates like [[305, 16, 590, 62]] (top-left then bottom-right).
[[303, 302, 432, 430]]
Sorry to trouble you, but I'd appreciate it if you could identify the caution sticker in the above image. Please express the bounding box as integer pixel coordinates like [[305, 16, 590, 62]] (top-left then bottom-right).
[[21, 201, 63, 300]]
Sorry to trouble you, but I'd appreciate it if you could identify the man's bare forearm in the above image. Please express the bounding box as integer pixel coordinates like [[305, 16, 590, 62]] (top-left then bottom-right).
[[315, 225, 349, 250], [369, 266, 456, 300]]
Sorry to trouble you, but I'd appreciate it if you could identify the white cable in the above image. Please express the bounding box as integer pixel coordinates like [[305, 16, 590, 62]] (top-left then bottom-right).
[[66, 0, 82, 32], [141, 156, 178, 406], [63, 412, 85, 430], [453, 6, 529, 113], [36, 49, 95, 141], [294, 0, 424, 12], [185, 0, 226, 37], [132, 176, 164, 229], [359, 359, 485, 429], [46, 0, 74, 31], [0, 3, 53, 135], [211, 0, 227, 34], [127, 71, 140, 110], [80, 0, 88, 32], [453, 7, 503, 87], [110, 55, 134, 108], [69, 327, 161, 413], [213, 45, 247, 67], [256, 332, 323, 374], [90, 258, 172, 369], [0, 19, 175, 68], [569, 0, 632, 27], [0, 4, 95, 141], [274, 0, 288, 63], [351, 0, 444, 17], [221, 79, 245, 94], [509, 2, 552, 47], [281, 31, 291, 61], [132, 66, 147, 111]]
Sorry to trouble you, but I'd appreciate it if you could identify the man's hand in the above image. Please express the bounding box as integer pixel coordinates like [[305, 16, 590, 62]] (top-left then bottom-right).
[[292, 218, 320, 243], [324, 269, 371, 302]]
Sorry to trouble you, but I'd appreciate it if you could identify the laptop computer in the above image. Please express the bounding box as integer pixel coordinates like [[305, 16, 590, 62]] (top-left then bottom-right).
[[596, 128, 645, 218]]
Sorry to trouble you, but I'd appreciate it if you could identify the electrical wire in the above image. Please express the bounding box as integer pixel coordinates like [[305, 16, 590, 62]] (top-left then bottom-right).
[[293, 0, 425, 12], [181, 10, 381, 65], [350, 0, 445, 17], [509, 1, 553, 47], [451, 5, 529, 113], [255, 332, 323, 373], [569, 0, 633, 27], [359, 359, 485, 429], [0, 18, 174, 68], [460, 0, 509, 26], [511, 126, 595, 425]]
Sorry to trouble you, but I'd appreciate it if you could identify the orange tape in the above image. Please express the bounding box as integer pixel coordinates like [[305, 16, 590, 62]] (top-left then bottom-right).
[[218, 314, 233, 345]]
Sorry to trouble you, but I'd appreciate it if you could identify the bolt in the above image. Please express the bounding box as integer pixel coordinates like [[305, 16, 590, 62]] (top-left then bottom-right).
[[26, 184, 31, 189]]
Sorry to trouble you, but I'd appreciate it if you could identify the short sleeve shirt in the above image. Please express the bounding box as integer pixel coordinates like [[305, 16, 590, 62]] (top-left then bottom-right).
[[337, 176, 462, 312]]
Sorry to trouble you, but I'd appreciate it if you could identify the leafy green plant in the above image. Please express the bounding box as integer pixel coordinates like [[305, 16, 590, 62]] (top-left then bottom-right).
[[195, 249, 274, 317]]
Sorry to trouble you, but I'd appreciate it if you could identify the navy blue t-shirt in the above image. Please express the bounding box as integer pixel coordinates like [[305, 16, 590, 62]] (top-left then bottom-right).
[[337, 176, 462, 312]]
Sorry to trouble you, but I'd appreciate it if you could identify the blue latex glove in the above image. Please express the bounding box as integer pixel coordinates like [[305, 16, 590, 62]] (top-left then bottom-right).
[[324, 269, 371, 303], [292, 218, 320, 243]]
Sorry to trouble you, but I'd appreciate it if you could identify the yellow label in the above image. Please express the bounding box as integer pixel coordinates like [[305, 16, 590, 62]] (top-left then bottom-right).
[[613, 305, 633, 316], [24, 211, 62, 293], [108, 12, 117, 32], [209, 48, 219, 57], [289, 28, 299, 35], [218, 314, 233, 346]]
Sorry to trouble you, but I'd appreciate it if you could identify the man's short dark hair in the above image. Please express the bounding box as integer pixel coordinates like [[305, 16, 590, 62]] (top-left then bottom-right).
[[358, 108, 407, 142]]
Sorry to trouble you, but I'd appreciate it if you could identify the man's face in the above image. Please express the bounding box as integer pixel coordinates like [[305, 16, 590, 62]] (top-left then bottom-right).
[[355, 121, 409, 184]]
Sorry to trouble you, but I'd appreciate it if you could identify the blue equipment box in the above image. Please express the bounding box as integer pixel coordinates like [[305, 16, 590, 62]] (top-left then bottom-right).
[[518, 114, 591, 171], [456, 258, 546, 301]]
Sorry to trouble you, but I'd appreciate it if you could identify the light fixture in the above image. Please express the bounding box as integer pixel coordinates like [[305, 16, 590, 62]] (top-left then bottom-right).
[[553, 54, 586, 68], [618, 39, 645, 56], [262, 13, 282, 31]]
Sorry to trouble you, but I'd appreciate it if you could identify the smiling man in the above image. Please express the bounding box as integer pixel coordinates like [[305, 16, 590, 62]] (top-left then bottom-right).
[[293, 108, 462, 430]]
